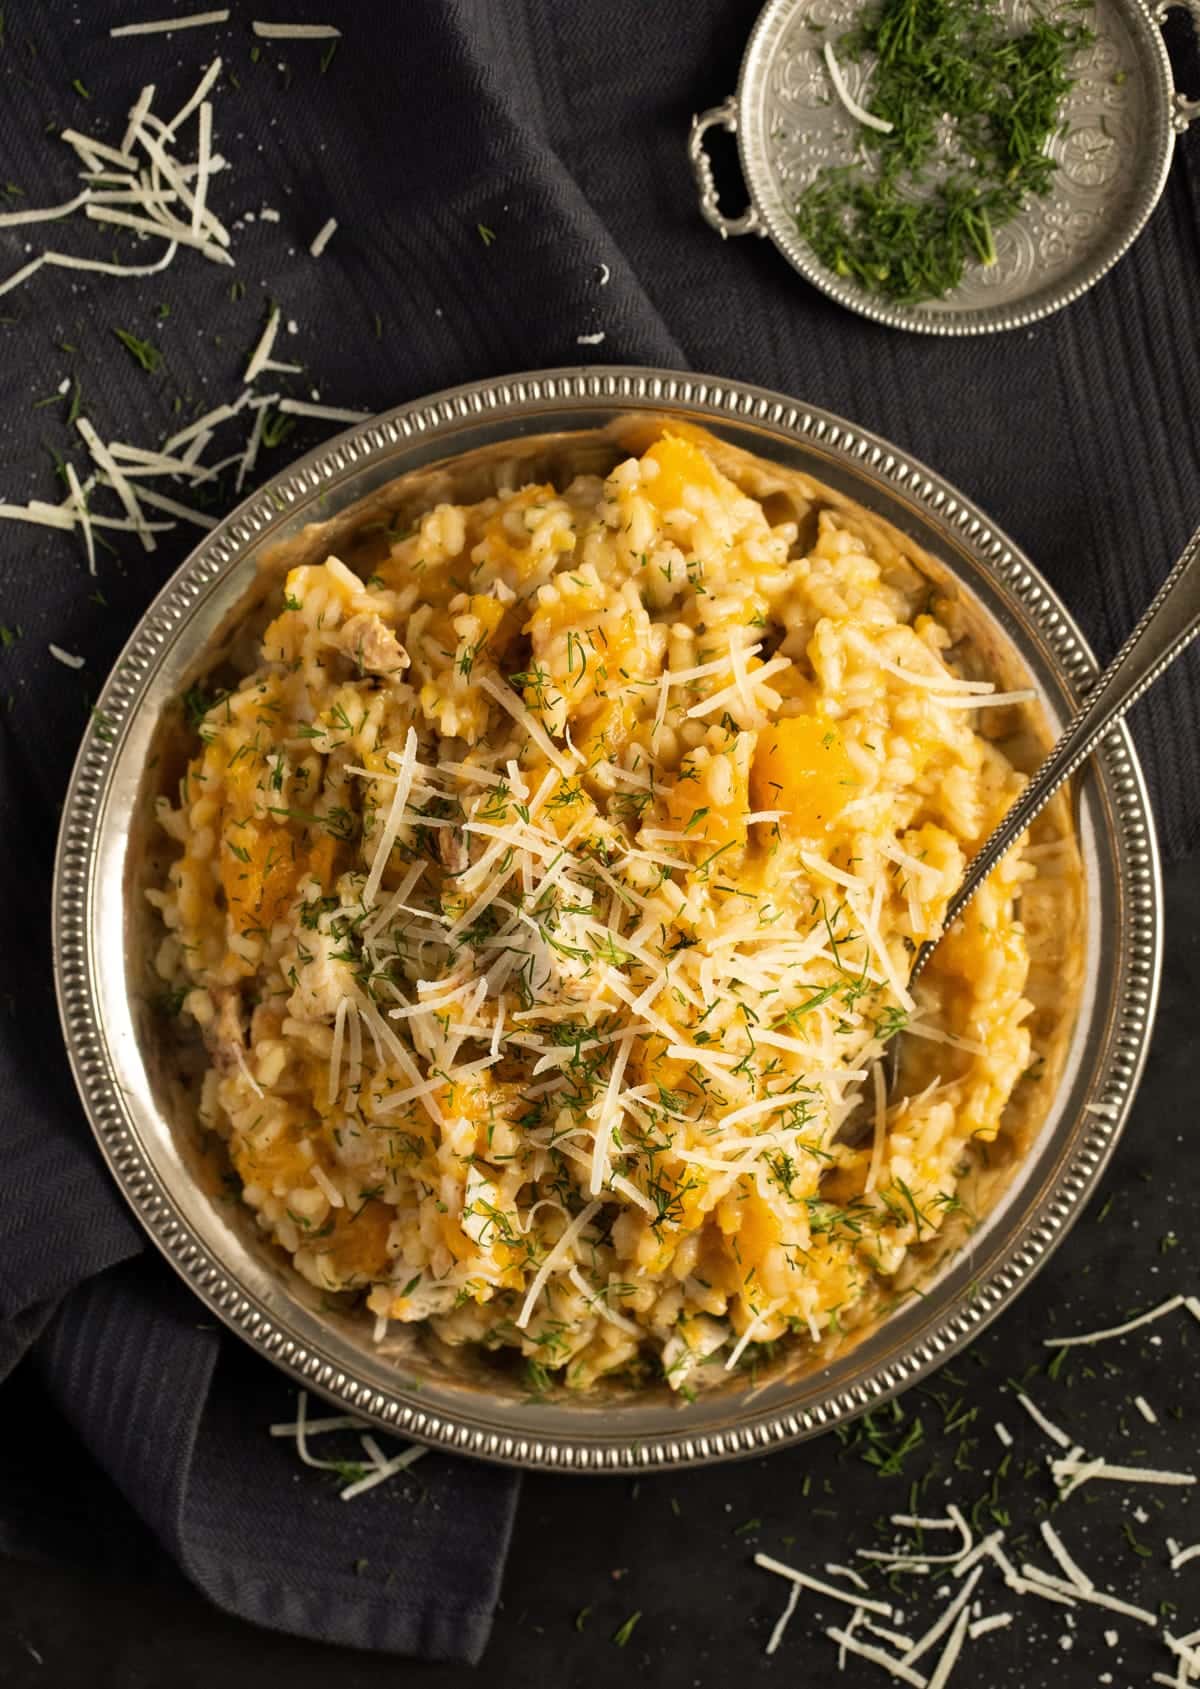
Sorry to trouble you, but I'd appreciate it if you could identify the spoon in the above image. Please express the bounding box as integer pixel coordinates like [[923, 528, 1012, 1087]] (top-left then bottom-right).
[[882, 519, 1200, 1098]]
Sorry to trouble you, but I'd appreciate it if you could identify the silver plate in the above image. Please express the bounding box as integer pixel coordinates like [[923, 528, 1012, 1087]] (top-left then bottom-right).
[[689, 0, 1199, 333], [54, 368, 1162, 1472]]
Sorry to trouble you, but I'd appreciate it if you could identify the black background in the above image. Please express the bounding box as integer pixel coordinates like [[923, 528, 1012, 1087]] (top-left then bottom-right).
[[1, 2, 1198, 1684]]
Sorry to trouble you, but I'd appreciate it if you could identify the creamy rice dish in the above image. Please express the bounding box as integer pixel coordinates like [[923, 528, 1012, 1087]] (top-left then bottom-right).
[[150, 433, 1051, 1394]]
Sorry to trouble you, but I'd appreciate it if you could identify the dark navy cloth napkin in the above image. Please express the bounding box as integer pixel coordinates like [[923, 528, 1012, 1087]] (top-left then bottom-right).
[[1, 0, 1197, 1663]]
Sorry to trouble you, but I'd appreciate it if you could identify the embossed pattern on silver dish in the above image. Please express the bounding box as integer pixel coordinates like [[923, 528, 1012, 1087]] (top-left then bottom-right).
[[690, 0, 1198, 333], [53, 369, 1162, 1470]]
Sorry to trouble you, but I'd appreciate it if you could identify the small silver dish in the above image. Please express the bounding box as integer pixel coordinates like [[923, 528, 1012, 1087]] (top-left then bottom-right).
[[689, 0, 1199, 333], [53, 369, 1162, 1471]]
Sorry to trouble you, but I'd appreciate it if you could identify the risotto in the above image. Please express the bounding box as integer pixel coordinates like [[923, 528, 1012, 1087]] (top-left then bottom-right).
[[149, 432, 1050, 1394]]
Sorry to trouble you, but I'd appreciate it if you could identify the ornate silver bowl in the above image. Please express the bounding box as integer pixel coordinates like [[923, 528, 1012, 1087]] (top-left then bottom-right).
[[689, 0, 1199, 332], [53, 368, 1162, 1470]]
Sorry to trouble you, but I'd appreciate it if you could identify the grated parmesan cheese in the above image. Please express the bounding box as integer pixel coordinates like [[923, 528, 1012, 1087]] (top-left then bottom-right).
[[903, 1567, 983, 1666], [968, 1614, 1012, 1639], [101, 480, 217, 529], [276, 397, 372, 424], [1050, 1456, 1196, 1494], [765, 1580, 801, 1656], [825, 1625, 928, 1687], [1044, 1295, 1185, 1348], [110, 9, 230, 35], [0, 191, 93, 229], [1016, 1390, 1074, 1449], [63, 462, 96, 574], [1020, 1565, 1157, 1627], [1038, 1521, 1093, 1593], [0, 256, 48, 297], [75, 417, 155, 551], [338, 1444, 426, 1500], [84, 202, 232, 263], [235, 401, 270, 495], [309, 216, 338, 257], [244, 305, 282, 383], [269, 1411, 365, 1437], [822, 40, 896, 134], [755, 1555, 893, 1618], [587, 1030, 635, 1195], [250, 20, 342, 38], [925, 1604, 971, 1689], [60, 130, 138, 171], [516, 1201, 600, 1330]]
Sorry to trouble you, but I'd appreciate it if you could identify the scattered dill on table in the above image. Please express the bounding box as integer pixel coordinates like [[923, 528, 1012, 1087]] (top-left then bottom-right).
[[113, 327, 163, 373], [795, 0, 1093, 304], [611, 1611, 641, 1647]]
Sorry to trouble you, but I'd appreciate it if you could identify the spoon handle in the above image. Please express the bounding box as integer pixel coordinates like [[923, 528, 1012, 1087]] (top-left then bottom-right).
[[910, 521, 1200, 984]]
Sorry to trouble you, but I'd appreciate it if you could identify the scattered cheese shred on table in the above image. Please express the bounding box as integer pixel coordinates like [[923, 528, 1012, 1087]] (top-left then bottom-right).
[[339, 1444, 427, 1501], [826, 1624, 928, 1687], [1021, 1564, 1158, 1626], [755, 1554, 894, 1618], [0, 58, 230, 302], [110, 9, 230, 35], [243, 305, 282, 384], [753, 1289, 1200, 1683], [1039, 1520, 1093, 1593], [75, 417, 155, 552], [269, 1412, 364, 1438], [825, 1563, 870, 1591], [276, 397, 371, 423], [969, 1614, 1012, 1639], [0, 501, 75, 532], [63, 463, 95, 574], [925, 1605, 971, 1689], [48, 644, 85, 669], [1044, 1295, 1185, 1348], [308, 216, 337, 257], [275, 1390, 425, 1500], [1051, 1455, 1197, 1495], [765, 1581, 801, 1656], [250, 20, 341, 38], [0, 256, 47, 299], [0, 191, 93, 229], [902, 1566, 983, 1665], [1016, 1390, 1074, 1448]]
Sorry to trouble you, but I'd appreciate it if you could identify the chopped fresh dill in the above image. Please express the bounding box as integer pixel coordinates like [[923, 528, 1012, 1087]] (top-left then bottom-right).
[[611, 1611, 641, 1647], [795, 0, 1093, 303], [113, 328, 163, 373]]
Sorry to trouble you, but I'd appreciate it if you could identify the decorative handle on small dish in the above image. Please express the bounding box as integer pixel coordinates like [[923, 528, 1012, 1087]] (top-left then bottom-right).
[[1154, 0, 1200, 129], [688, 99, 764, 238]]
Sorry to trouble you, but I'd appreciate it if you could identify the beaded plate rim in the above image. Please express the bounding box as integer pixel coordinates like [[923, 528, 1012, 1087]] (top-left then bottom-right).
[[52, 367, 1162, 1471]]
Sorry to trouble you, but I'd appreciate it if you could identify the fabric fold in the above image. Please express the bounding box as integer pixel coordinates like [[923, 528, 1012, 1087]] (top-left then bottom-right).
[[35, 1263, 520, 1663]]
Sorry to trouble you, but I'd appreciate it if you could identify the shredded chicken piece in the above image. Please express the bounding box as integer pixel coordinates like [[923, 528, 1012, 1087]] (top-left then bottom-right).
[[339, 612, 410, 676]]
